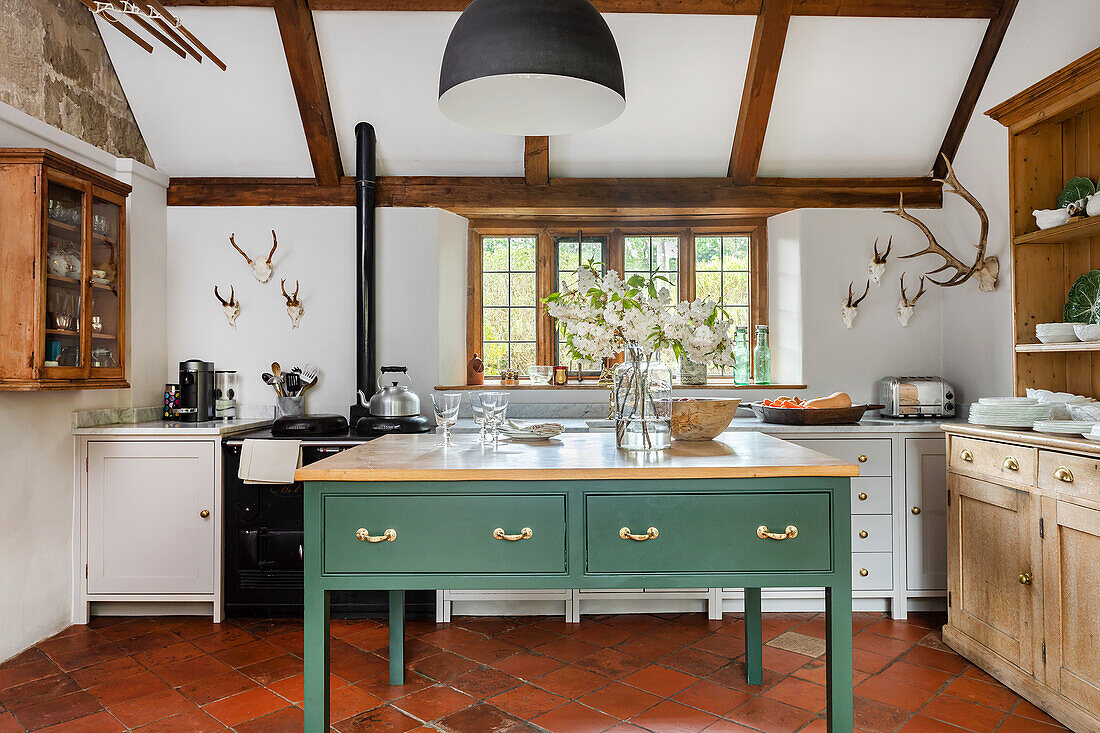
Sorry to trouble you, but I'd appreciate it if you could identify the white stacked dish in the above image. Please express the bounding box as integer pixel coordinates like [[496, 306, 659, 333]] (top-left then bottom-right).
[[1083, 425, 1100, 443], [1073, 323, 1100, 342], [500, 420, 565, 441], [1027, 388, 1097, 420], [969, 398, 1053, 428], [1033, 420, 1097, 436], [1036, 323, 1081, 343]]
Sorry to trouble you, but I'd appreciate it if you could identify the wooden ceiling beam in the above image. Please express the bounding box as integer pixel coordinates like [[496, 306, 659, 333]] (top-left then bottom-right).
[[524, 137, 550, 186], [932, 0, 1017, 179], [728, 0, 793, 184], [161, 0, 1002, 18], [273, 0, 343, 185], [167, 175, 942, 216]]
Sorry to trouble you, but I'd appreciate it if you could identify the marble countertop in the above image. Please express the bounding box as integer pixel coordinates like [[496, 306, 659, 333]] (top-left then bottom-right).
[[73, 418, 271, 436], [454, 415, 960, 435]]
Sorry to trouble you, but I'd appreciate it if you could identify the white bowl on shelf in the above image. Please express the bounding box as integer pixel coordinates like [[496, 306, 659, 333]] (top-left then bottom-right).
[[1036, 322, 1081, 343], [1073, 323, 1100, 342]]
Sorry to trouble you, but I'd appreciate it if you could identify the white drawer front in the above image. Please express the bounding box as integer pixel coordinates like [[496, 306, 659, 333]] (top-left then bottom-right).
[[784, 438, 891, 476], [851, 477, 891, 514], [852, 552, 893, 590], [851, 515, 892, 553]]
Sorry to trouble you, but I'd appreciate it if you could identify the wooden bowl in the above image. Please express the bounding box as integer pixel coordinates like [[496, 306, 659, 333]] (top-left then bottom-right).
[[750, 402, 884, 426], [671, 398, 741, 441]]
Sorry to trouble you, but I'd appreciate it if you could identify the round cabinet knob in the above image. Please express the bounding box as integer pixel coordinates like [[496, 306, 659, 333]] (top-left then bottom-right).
[[857, 492, 868, 501], [1018, 572, 1033, 586], [199, 509, 210, 518], [859, 530, 868, 539], [859, 568, 869, 577], [911, 507, 922, 515], [858, 454, 868, 463]]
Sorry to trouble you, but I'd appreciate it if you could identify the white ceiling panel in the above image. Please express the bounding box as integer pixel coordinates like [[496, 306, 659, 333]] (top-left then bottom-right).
[[550, 14, 755, 178], [315, 11, 523, 177], [97, 7, 314, 177], [757, 17, 987, 178]]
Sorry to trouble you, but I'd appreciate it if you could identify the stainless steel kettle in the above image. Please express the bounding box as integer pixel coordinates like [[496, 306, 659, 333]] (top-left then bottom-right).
[[364, 366, 421, 417]]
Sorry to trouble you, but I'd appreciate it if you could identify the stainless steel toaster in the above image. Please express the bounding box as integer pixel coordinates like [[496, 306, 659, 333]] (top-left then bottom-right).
[[877, 376, 955, 418]]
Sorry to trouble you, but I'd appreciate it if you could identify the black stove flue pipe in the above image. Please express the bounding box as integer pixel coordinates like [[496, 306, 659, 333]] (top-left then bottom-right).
[[350, 122, 377, 423]]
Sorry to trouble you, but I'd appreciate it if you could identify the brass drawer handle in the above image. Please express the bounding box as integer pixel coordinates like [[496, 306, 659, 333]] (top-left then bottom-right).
[[960, 448, 974, 462], [493, 527, 533, 541], [1003, 456, 1020, 472], [1019, 572, 1033, 586], [857, 492, 868, 501], [620, 526, 658, 541], [859, 530, 868, 539], [858, 454, 868, 463], [356, 528, 397, 543], [859, 568, 869, 577], [757, 525, 798, 541], [1054, 466, 1074, 484]]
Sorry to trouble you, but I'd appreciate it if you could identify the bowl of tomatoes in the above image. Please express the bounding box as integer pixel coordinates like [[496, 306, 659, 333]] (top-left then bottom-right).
[[751, 393, 884, 425]]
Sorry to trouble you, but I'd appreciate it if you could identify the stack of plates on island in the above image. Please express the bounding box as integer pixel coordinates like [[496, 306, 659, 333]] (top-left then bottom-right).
[[1033, 420, 1097, 436], [500, 420, 565, 441], [1036, 323, 1081, 344], [968, 398, 1052, 428]]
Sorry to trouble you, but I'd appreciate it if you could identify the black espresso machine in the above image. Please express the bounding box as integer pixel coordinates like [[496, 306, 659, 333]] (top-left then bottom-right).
[[178, 359, 214, 422]]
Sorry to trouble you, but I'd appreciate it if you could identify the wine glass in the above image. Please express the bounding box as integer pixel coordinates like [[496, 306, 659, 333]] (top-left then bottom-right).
[[478, 392, 509, 444], [431, 392, 462, 447], [471, 399, 489, 443]]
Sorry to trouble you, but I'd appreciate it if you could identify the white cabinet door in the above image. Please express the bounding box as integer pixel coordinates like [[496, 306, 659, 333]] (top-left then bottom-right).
[[905, 437, 948, 591], [87, 441, 215, 594]]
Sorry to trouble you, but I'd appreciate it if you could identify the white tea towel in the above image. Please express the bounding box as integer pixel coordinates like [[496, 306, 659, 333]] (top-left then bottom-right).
[[239, 439, 302, 484]]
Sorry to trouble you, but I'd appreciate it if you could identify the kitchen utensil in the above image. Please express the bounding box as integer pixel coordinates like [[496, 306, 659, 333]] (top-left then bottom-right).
[[355, 366, 432, 436], [877, 377, 955, 418], [430, 392, 462, 446], [751, 402, 885, 426], [285, 372, 302, 397], [671, 398, 740, 441], [262, 372, 282, 397], [178, 359, 215, 422]]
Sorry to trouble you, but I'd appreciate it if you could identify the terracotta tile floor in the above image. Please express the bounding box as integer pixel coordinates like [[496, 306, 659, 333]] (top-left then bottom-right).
[[0, 611, 1070, 732]]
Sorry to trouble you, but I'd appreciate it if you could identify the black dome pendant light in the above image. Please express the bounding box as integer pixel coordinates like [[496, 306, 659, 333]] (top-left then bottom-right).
[[438, 0, 626, 136]]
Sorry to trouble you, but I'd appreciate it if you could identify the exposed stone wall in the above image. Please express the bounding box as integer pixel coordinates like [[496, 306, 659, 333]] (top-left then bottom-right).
[[0, 0, 153, 166]]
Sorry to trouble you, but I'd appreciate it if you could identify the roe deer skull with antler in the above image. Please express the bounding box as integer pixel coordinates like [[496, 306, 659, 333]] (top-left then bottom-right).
[[886, 154, 999, 291], [841, 280, 870, 330], [281, 278, 304, 329], [214, 285, 240, 328], [896, 273, 927, 328], [868, 236, 892, 286], [229, 230, 278, 283]]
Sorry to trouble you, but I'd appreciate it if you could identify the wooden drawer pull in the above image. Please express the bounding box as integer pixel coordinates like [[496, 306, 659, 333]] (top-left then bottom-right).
[[1002, 456, 1019, 472], [1054, 466, 1074, 484], [757, 525, 798, 541], [959, 448, 974, 462], [620, 526, 659, 541], [356, 528, 397, 543], [493, 527, 533, 541]]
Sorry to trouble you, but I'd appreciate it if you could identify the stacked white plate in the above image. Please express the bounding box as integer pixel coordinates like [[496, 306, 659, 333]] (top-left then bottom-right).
[[500, 420, 565, 441], [1036, 323, 1081, 343], [1033, 420, 1097, 436], [969, 398, 1052, 428], [1083, 426, 1100, 443]]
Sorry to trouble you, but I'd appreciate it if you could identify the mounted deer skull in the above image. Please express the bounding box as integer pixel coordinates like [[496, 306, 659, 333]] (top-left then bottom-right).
[[281, 278, 304, 329], [841, 280, 870, 330], [214, 285, 240, 328], [868, 236, 892, 286], [896, 273, 927, 328], [886, 154, 999, 291], [229, 230, 278, 283]]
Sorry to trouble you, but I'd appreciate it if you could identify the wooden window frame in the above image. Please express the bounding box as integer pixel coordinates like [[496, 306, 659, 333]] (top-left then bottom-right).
[[465, 219, 768, 384]]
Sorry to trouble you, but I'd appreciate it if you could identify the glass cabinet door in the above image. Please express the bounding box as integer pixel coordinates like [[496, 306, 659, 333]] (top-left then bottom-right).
[[43, 179, 85, 374], [89, 192, 123, 375]]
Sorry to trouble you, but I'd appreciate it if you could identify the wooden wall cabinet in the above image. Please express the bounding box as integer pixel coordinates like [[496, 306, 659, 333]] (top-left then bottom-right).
[[0, 149, 130, 390]]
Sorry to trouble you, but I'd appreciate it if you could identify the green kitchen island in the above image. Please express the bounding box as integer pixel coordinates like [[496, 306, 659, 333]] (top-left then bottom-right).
[[296, 431, 859, 732]]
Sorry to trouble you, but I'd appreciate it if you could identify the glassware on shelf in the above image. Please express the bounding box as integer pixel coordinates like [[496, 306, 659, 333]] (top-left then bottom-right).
[[733, 326, 750, 385], [471, 399, 490, 443], [477, 392, 509, 444], [431, 392, 462, 446], [613, 344, 672, 451], [752, 325, 771, 385]]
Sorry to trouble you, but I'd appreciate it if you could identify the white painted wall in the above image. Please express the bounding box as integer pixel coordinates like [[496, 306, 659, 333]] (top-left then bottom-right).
[[0, 102, 167, 662], [165, 207, 467, 416]]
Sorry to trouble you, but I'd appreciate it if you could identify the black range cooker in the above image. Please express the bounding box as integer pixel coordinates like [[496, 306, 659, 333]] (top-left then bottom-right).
[[222, 424, 434, 618]]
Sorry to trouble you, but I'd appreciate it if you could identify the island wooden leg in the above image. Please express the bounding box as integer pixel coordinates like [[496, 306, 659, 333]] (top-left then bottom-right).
[[389, 590, 405, 685], [744, 587, 763, 685], [304, 588, 330, 733], [824, 585, 854, 732]]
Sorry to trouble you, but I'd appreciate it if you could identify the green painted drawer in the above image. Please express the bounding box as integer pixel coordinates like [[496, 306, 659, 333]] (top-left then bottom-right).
[[585, 492, 832, 574], [323, 494, 566, 575]]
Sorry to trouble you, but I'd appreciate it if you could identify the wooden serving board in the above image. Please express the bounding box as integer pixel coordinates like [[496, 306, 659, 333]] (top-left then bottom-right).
[[751, 403, 885, 426]]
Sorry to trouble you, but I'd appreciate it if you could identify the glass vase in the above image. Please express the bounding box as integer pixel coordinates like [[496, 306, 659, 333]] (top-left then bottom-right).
[[613, 345, 672, 451]]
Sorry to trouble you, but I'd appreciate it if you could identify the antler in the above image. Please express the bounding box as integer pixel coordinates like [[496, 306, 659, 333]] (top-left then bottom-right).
[[846, 280, 870, 307], [887, 193, 976, 287], [280, 278, 300, 305], [214, 285, 227, 305], [267, 230, 278, 265], [935, 153, 988, 273], [900, 273, 927, 306], [873, 236, 893, 264], [228, 234, 254, 265]]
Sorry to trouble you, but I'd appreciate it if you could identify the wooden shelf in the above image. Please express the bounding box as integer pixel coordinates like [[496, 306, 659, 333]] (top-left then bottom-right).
[[45, 329, 79, 337], [46, 274, 80, 287], [91, 332, 116, 340], [93, 232, 116, 245], [436, 382, 809, 391], [1013, 216, 1100, 245], [1015, 342, 1100, 353]]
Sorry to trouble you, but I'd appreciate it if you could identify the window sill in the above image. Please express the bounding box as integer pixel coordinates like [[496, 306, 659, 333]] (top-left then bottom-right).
[[435, 381, 808, 391]]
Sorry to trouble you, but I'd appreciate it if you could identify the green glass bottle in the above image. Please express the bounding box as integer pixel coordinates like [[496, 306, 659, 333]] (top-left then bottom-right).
[[752, 325, 771, 385], [733, 326, 750, 385]]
